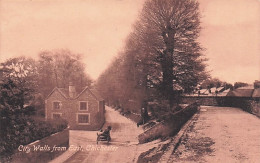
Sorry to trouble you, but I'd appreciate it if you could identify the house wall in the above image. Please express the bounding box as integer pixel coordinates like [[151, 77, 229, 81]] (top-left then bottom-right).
[[72, 90, 104, 130], [46, 89, 105, 131], [45, 91, 69, 121], [99, 100, 105, 124]]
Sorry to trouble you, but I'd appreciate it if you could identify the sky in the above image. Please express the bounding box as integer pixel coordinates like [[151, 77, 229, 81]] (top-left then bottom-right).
[[0, 0, 259, 84]]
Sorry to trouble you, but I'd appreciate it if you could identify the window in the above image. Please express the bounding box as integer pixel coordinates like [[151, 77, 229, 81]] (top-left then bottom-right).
[[52, 113, 62, 119], [53, 101, 61, 110], [77, 113, 90, 124], [79, 101, 88, 110]]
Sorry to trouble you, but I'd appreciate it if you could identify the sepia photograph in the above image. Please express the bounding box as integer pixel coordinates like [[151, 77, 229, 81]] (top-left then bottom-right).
[[0, 0, 259, 162]]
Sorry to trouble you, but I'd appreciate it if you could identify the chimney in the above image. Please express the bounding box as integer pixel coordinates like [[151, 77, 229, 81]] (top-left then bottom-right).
[[69, 82, 76, 98]]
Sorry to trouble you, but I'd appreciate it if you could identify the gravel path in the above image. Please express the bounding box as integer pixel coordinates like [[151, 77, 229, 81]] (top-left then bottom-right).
[[64, 106, 144, 163], [169, 106, 260, 163]]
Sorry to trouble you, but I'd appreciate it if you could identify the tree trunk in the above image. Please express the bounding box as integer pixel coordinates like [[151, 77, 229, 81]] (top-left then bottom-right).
[[161, 27, 175, 108]]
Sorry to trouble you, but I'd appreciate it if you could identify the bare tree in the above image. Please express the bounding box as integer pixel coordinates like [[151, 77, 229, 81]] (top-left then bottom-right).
[[97, 0, 208, 111], [38, 49, 92, 96], [131, 0, 208, 106]]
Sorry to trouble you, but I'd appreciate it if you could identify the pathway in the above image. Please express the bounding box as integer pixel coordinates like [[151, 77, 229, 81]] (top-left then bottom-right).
[[63, 106, 144, 163], [168, 106, 260, 163]]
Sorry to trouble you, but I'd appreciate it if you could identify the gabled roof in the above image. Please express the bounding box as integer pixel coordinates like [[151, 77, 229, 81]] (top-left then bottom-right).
[[46, 87, 104, 101], [226, 89, 254, 97], [199, 89, 209, 94], [46, 87, 69, 100], [90, 89, 104, 101], [76, 87, 104, 101], [58, 88, 70, 98], [252, 88, 260, 98], [217, 87, 225, 92]]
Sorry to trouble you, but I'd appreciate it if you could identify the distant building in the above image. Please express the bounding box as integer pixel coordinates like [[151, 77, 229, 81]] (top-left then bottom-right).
[[252, 80, 260, 98], [254, 80, 260, 89], [45, 82, 105, 130], [226, 83, 257, 97], [226, 89, 254, 97]]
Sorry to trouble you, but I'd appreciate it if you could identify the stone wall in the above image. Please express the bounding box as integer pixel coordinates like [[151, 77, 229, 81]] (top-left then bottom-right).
[[11, 128, 69, 163], [181, 96, 260, 117], [138, 103, 198, 144], [180, 96, 227, 106]]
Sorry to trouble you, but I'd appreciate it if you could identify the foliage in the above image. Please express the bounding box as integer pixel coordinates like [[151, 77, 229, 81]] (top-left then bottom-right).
[[1, 49, 92, 116], [0, 57, 38, 108], [38, 49, 92, 97], [200, 78, 233, 90], [0, 50, 90, 161], [0, 78, 67, 161], [97, 0, 208, 111], [234, 82, 249, 89], [135, 0, 208, 103]]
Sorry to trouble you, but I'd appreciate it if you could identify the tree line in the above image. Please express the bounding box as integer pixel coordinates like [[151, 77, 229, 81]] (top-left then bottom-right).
[[96, 0, 208, 113], [0, 49, 92, 116]]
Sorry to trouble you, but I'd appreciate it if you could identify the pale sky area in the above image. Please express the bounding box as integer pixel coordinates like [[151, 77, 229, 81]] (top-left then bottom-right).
[[0, 0, 259, 84]]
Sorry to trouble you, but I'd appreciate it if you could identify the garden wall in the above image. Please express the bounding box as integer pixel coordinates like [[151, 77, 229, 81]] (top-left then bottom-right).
[[11, 128, 69, 163]]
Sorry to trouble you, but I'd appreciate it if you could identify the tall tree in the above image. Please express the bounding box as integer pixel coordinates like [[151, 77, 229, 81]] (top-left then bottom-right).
[[130, 0, 208, 106], [38, 49, 92, 96], [97, 0, 208, 111]]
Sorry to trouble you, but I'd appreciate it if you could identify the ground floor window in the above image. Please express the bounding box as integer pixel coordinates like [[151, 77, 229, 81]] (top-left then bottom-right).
[[52, 113, 62, 119], [77, 113, 90, 124]]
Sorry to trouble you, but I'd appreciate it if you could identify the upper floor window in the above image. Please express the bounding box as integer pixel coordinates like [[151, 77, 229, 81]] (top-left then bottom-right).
[[53, 101, 61, 110], [79, 101, 88, 110]]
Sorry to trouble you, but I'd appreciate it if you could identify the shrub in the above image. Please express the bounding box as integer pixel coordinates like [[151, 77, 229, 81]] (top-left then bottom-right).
[[0, 115, 68, 162]]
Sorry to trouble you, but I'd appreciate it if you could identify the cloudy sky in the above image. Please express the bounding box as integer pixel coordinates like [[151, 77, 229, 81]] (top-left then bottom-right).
[[0, 0, 259, 84]]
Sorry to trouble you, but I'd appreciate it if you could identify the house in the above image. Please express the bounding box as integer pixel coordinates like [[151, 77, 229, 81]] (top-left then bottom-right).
[[45, 82, 105, 130]]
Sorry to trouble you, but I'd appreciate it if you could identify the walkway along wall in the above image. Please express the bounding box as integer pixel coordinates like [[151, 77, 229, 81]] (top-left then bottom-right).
[[180, 96, 260, 117]]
